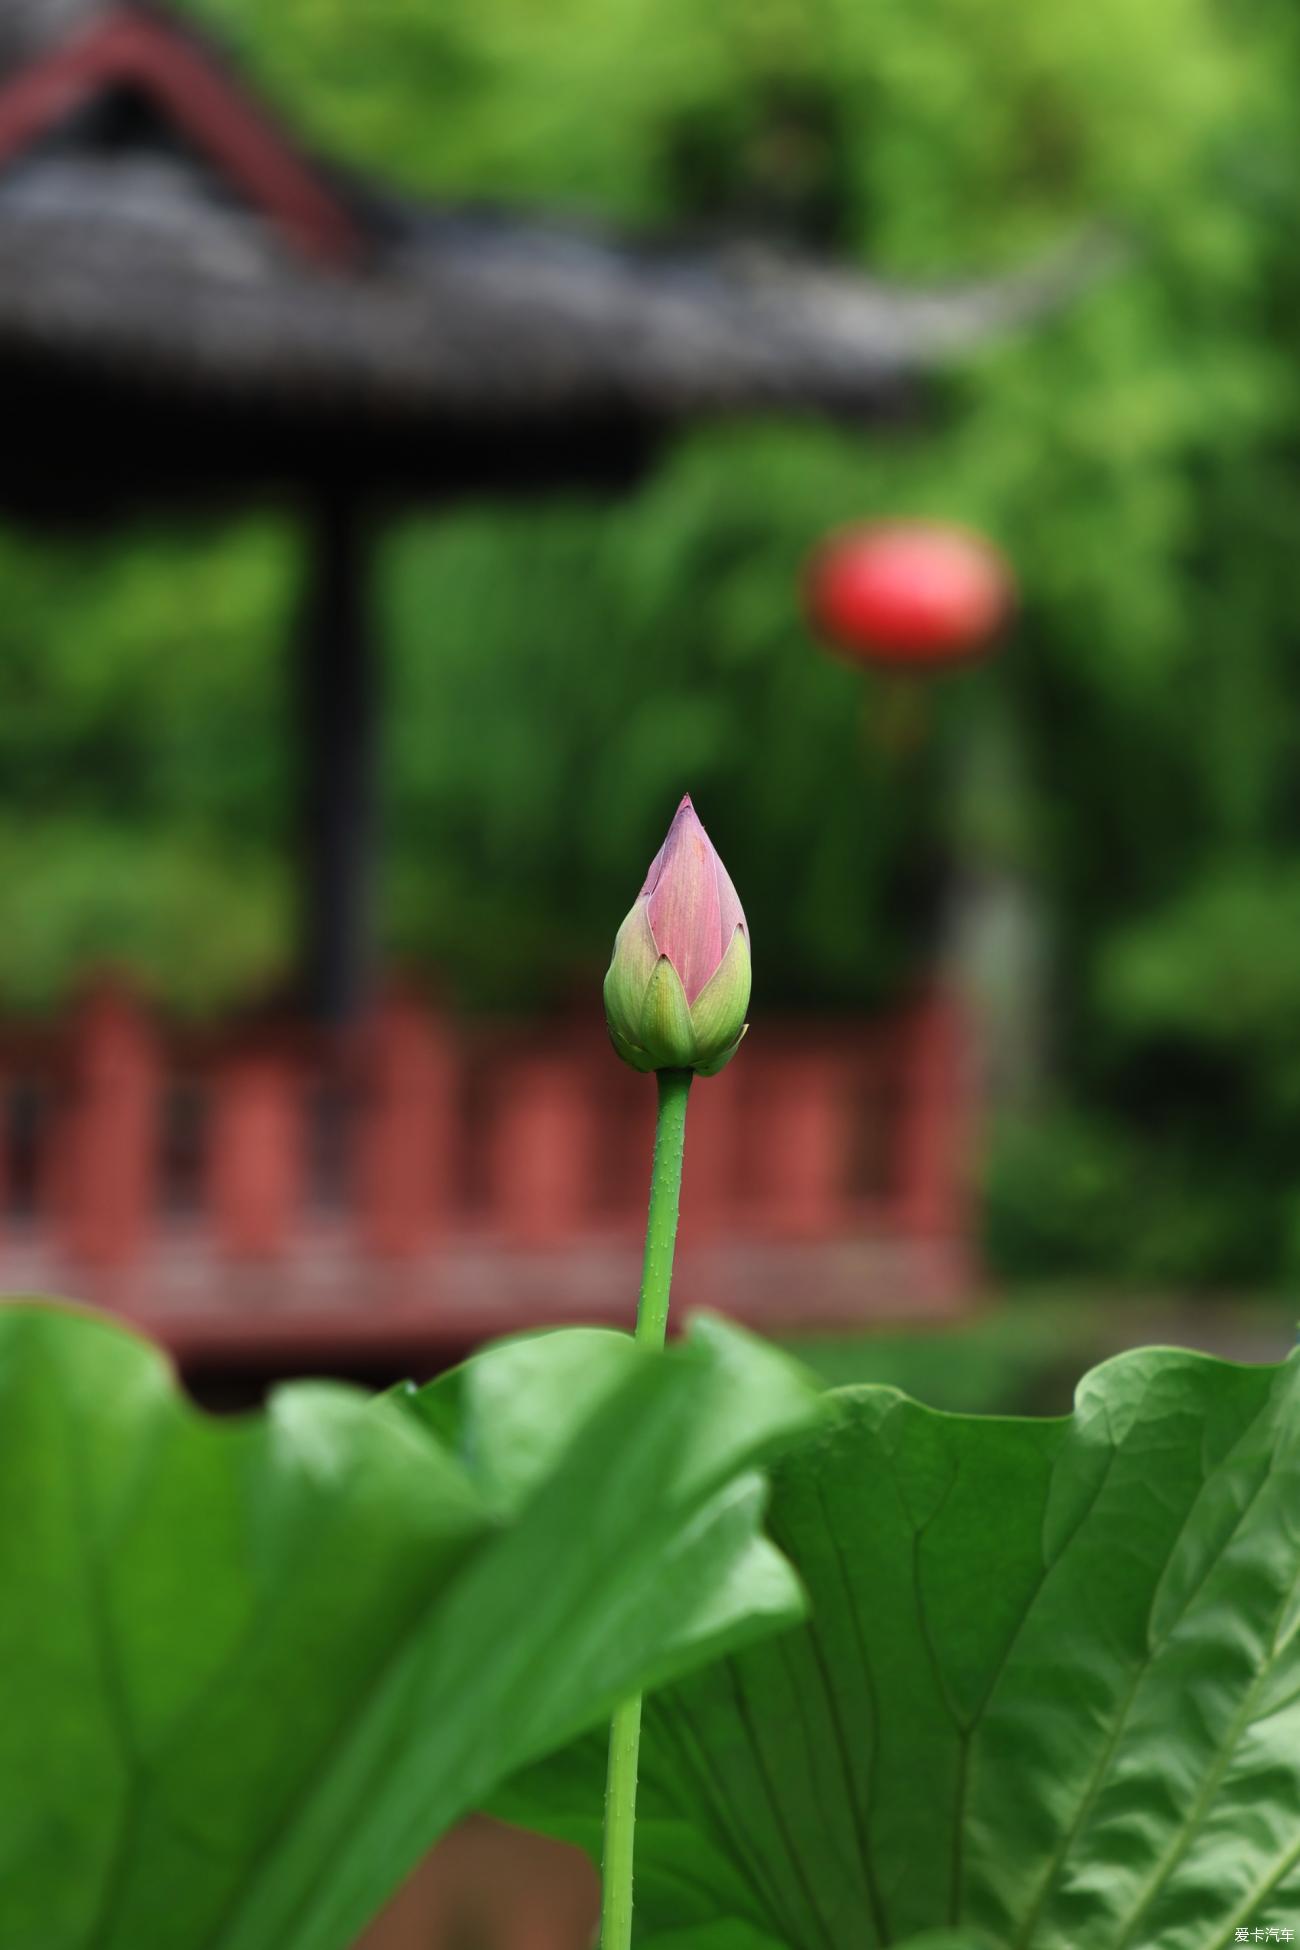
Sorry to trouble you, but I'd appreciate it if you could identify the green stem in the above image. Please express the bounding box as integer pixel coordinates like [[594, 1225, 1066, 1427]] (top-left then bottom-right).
[[601, 1068, 692, 1950], [631, 1069, 692, 1352]]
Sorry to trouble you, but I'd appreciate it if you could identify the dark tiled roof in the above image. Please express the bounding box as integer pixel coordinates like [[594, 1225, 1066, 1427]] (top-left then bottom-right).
[[0, 1, 1114, 436]]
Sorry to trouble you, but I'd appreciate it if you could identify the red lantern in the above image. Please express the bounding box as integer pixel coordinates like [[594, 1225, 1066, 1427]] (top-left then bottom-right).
[[805, 520, 1013, 670]]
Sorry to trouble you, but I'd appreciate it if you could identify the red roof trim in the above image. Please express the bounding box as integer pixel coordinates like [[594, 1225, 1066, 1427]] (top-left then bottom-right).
[[0, 5, 363, 267]]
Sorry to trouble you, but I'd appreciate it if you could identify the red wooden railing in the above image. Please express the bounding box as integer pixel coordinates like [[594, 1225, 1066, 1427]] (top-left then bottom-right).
[[0, 981, 976, 1363]]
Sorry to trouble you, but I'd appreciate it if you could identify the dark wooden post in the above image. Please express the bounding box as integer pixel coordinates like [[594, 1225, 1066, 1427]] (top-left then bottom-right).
[[297, 491, 378, 1023]]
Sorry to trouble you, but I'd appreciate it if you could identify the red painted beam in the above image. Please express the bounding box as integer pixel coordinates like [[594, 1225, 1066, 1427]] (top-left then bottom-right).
[[0, 5, 362, 267]]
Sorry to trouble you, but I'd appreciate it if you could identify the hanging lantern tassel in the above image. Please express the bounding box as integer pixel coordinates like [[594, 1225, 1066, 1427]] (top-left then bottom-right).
[[864, 673, 932, 757]]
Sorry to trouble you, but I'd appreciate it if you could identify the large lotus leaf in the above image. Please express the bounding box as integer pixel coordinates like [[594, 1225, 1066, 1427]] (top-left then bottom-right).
[[499, 1346, 1300, 1949], [0, 1302, 820, 1950]]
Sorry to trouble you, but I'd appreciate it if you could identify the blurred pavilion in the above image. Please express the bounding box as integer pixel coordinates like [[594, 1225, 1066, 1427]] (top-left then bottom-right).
[[0, 0, 1097, 1363], [0, 0, 1103, 1015]]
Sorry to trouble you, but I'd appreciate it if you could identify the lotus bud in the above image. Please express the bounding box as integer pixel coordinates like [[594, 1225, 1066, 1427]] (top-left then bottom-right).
[[604, 795, 751, 1077]]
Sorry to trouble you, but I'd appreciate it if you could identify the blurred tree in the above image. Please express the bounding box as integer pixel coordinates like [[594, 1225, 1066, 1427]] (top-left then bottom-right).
[[0, 520, 297, 1011]]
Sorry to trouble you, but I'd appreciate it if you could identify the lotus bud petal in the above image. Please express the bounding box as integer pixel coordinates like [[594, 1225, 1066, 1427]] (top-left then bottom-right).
[[604, 796, 751, 1075]]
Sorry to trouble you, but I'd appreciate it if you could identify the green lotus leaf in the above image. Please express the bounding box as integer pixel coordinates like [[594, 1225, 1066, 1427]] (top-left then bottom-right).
[[0, 1301, 820, 1950], [500, 1345, 1300, 1949]]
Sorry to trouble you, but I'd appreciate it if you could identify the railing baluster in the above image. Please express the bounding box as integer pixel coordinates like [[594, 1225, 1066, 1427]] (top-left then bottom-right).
[[894, 988, 970, 1237], [677, 1062, 740, 1241], [208, 1047, 301, 1261], [491, 1055, 592, 1246], [747, 1048, 849, 1238], [356, 992, 456, 1257], [62, 985, 160, 1267]]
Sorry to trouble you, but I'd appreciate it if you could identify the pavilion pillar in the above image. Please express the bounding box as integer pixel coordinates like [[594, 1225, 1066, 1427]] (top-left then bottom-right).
[[297, 491, 378, 1024]]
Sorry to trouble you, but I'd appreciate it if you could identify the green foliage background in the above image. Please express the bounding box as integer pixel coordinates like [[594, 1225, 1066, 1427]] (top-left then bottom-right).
[[4, 0, 1299, 1282]]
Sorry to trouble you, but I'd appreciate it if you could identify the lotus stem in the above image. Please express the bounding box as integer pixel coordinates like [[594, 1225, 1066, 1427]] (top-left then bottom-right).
[[601, 1067, 693, 1950]]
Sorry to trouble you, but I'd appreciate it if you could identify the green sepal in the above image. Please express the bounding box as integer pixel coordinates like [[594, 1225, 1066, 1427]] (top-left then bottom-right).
[[692, 1023, 748, 1078], [638, 955, 698, 1069], [687, 926, 751, 1066], [606, 1021, 658, 1072], [603, 902, 659, 1045]]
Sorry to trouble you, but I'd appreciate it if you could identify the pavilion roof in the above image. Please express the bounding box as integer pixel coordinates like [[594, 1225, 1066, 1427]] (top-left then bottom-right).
[[0, 2, 1114, 518]]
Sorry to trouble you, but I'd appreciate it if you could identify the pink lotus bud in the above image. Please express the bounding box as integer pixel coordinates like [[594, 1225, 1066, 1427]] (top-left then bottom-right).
[[604, 796, 751, 1076]]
